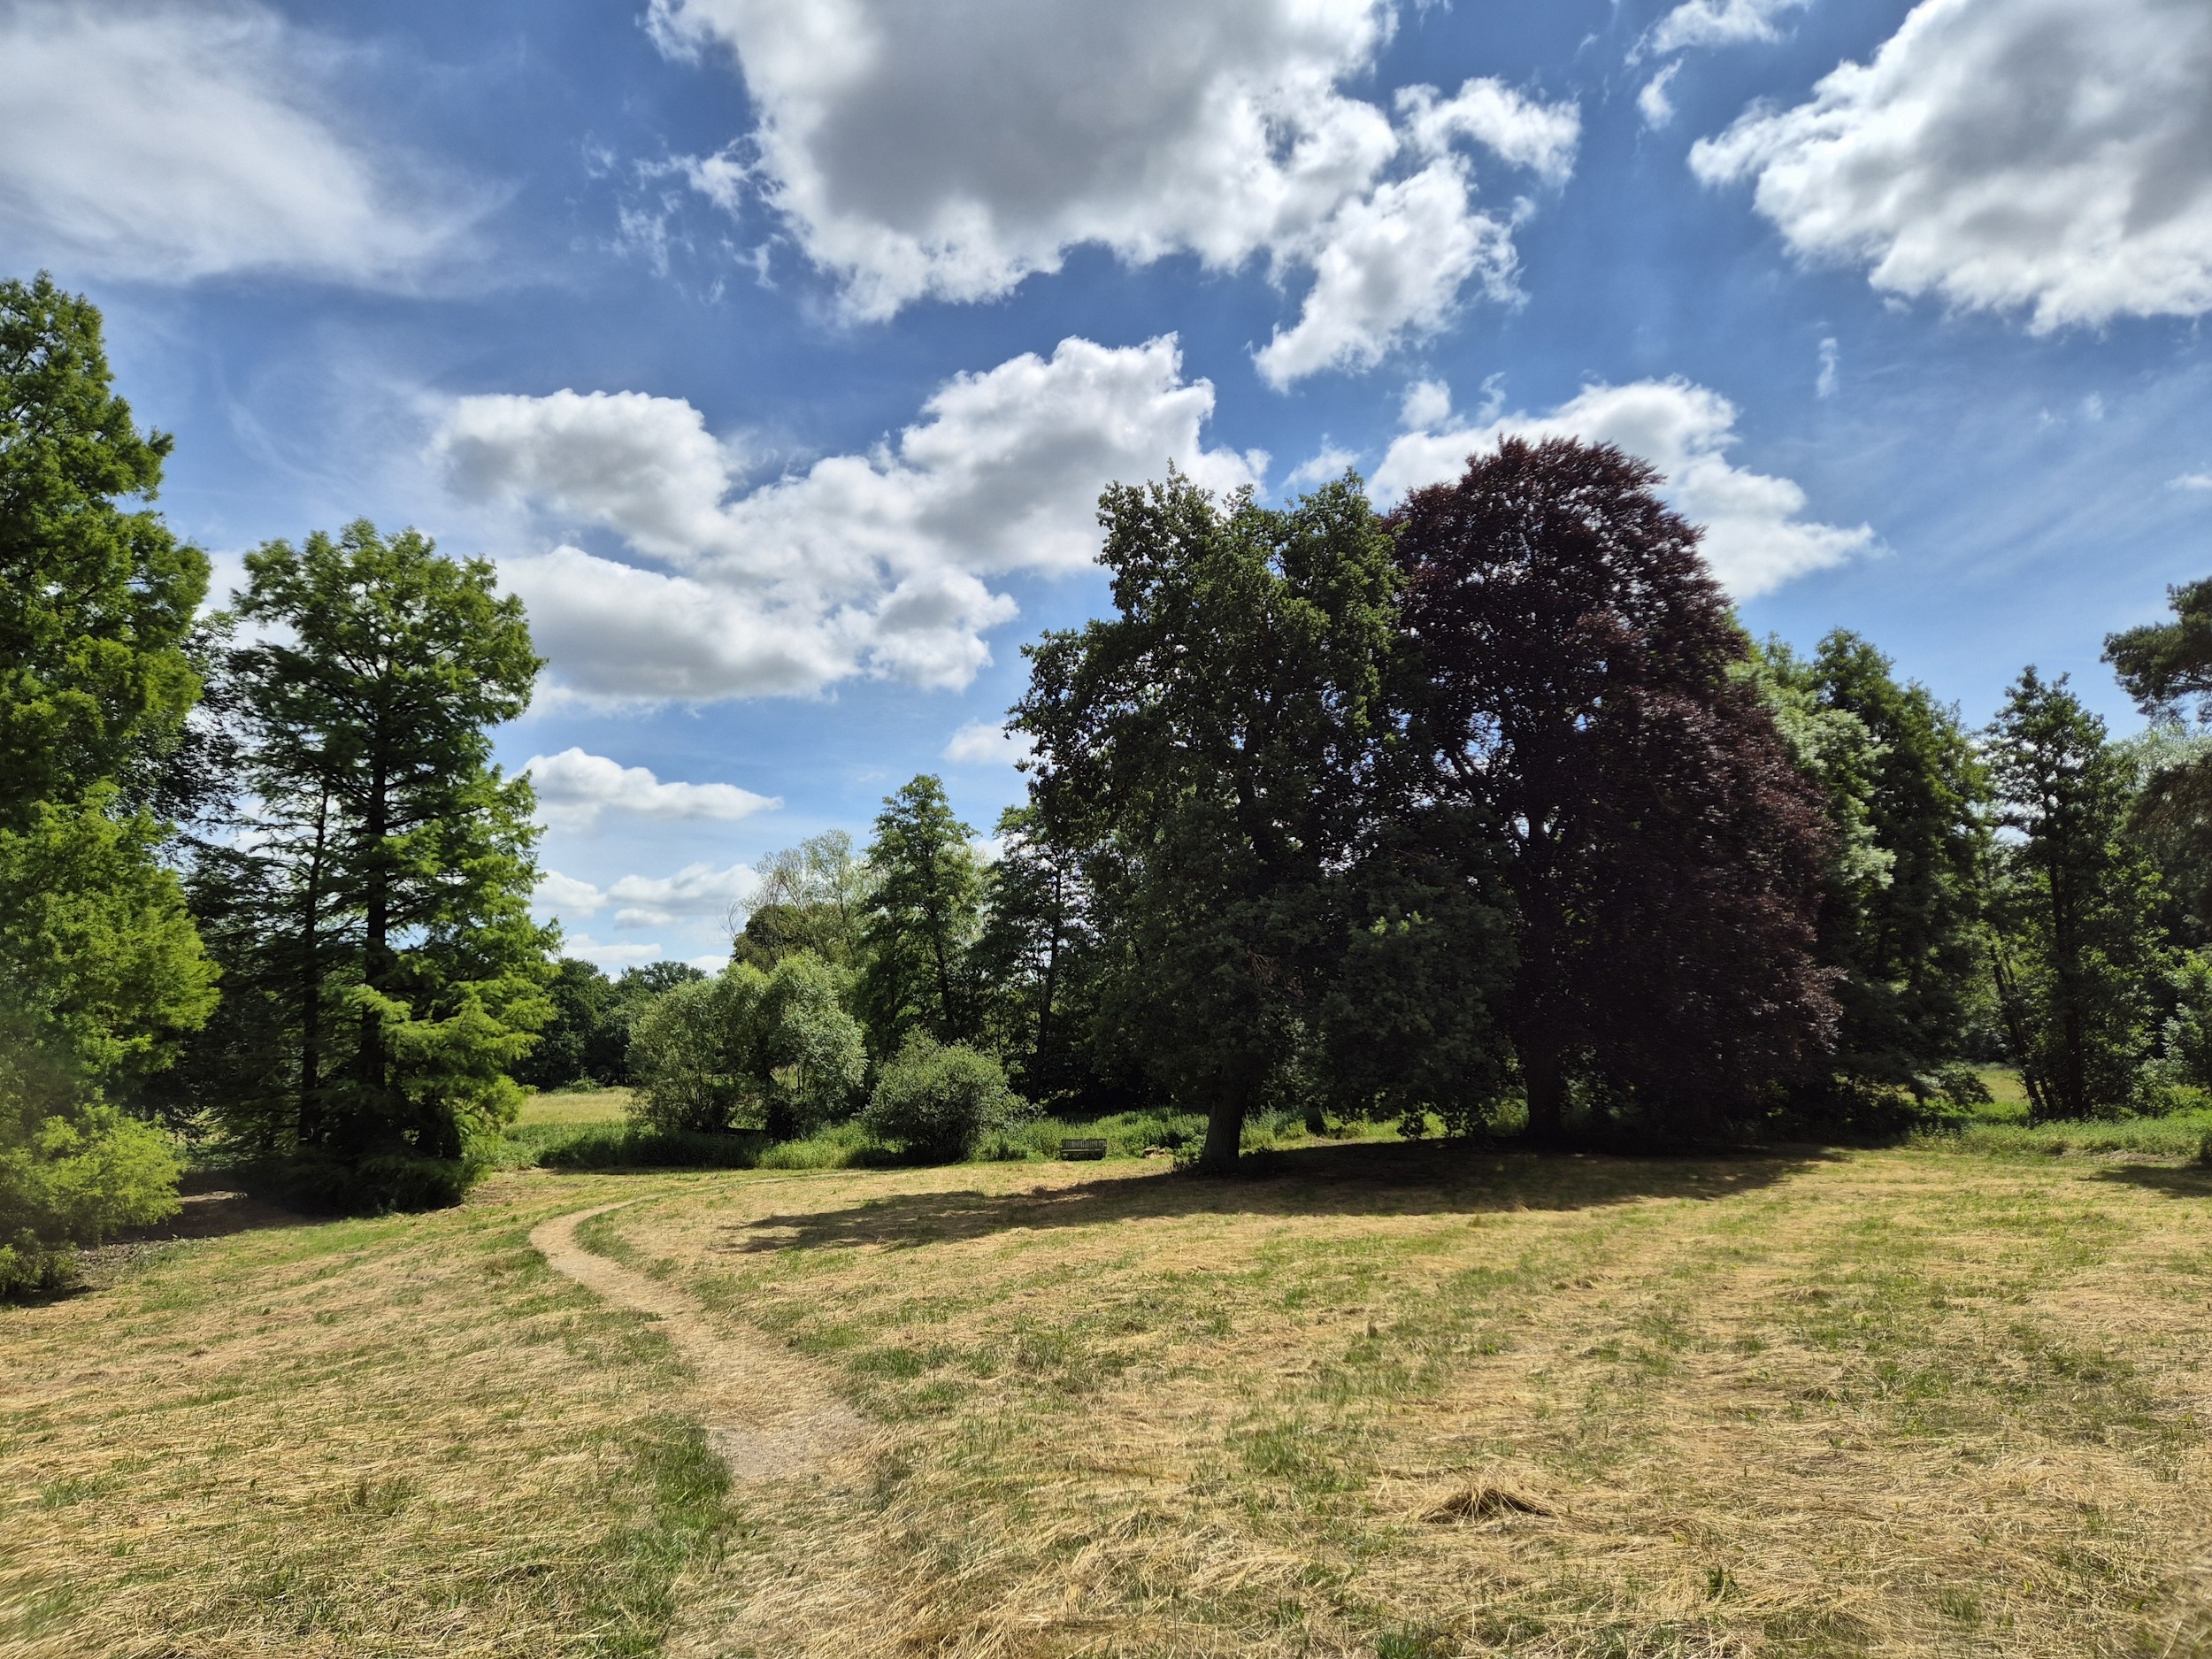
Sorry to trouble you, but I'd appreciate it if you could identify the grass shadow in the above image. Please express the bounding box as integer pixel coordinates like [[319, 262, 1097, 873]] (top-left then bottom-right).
[[2089, 1163, 2212, 1200], [717, 1137, 1832, 1256]]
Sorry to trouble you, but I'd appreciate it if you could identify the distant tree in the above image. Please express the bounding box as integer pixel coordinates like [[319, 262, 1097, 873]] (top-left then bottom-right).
[[0, 275, 214, 1290], [1018, 472, 1429, 1172], [857, 778, 984, 1053], [1757, 632, 1992, 1095], [629, 954, 864, 1138], [518, 959, 614, 1089], [1984, 669, 2166, 1119], [2107, 582, 2212, 945], [184, 522, 552, 1181], [968, 803, 1103, 1105], [732, 831, 872, 970], [1394, 438, 1838, 1140]]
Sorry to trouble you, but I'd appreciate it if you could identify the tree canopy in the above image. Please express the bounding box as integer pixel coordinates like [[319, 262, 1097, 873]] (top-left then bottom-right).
[[1394, 437, 1838, 1139]]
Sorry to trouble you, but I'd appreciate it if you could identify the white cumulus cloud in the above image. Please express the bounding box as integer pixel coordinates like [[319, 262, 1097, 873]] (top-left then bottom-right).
[[534, 870, 608, 915], [1373, 378, 1874, 598], [2174, 472, 2212, 492], [0, 1, 479, 287], [444, 335, 1262, 705], [1638, 63, 1682, 130], [1253, 158, 1518, 388], [523, 748, 780, 831], [1645, 0, 1809, 58], [606, 862, 759, 929], [1690, 0, 2212, 332], [942, 721, 1036, 767], [646, 0, 1574, 382]]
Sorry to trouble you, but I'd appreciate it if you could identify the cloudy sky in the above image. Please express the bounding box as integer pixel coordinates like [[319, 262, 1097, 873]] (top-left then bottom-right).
[[8, 0, 2209, 968]]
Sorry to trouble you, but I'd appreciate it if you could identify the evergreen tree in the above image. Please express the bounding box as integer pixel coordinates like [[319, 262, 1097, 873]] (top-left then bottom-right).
[[1985, 669, 2166, 1119], [186, 521, 552, 1181], [857, 777, 984, 1052], [0, 275, 214, 1291], [1758, 632, 1991, 1095]]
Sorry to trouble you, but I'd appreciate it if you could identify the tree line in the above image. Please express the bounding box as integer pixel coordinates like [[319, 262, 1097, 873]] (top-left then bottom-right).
[[7, 274, 2211, 1293]]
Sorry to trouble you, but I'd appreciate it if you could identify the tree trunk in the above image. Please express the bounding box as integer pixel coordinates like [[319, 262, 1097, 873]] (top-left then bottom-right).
[[1521, 1035, 1567, 1144], [296, 791, 329, 1147], [358, 754, 390, 1124], [1197, 1078, 1250, 1176]]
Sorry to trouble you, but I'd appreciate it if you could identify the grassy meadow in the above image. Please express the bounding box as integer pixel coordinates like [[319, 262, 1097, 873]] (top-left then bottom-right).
[[4, 1105, 2210, 1656]]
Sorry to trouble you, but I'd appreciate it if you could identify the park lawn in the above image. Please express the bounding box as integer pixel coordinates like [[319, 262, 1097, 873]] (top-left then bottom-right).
[[517, 1087, 636, 1127], [4, 1140, 2209, 1657]]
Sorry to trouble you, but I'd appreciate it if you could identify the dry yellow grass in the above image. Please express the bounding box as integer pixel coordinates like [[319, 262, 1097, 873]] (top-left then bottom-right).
[[607, 1143, 2212, 1658], [4, 1142, 2208, 1657]]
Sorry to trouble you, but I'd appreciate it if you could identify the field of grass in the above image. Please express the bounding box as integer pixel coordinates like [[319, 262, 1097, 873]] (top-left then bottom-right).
[[5, 1135, 2208, 1656]]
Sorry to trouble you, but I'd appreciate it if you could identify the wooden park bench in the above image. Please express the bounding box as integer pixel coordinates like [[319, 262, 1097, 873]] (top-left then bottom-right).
[[1058, 1137, 1109, 1161]]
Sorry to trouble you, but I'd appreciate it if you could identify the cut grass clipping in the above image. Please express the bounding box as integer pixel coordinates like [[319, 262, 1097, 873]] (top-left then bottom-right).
[[4, 1136, 2209, 1656]]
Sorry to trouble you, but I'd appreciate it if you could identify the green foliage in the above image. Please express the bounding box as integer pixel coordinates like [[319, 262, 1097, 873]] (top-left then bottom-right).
[[1018, 472, 1424, 1171], [629, 954, 865, 1138], [733, 832, 872, 971], [0, 276, 214, 1292], [0, 275, 209, 818], [1314, 818, 1517, 1136], [857, 777, 985, 1052], [860, 1033, 1030, 1162], [1755, 632, 1992, 1095], [177, 521, 550, 1188], [2153, 950, 2212, 1093], [1985, 669, 2167, 1119], [967, 803, 1117, 1108], [515, 958, 702, 1088], [0, 1102, 181, 1294]]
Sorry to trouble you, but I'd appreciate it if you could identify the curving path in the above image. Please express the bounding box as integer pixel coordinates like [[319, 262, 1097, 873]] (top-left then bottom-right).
[[530, 1202, 868, 1481]]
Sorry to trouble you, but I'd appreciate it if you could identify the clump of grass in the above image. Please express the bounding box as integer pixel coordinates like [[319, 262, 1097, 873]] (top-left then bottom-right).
[[538, 1125, 765, 1170], [1920, 1108, 2212, 1160]]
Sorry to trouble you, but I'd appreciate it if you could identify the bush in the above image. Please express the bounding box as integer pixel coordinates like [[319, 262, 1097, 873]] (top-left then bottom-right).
[[536, 1126, 764, 1171], [0, 1103, 183, 1295], [231, 1148, 485, 1215], [862, 1035, 1030, 1162]]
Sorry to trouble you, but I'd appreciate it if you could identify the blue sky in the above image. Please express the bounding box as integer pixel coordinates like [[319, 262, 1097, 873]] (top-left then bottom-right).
[[6, 0, 2209, 968]]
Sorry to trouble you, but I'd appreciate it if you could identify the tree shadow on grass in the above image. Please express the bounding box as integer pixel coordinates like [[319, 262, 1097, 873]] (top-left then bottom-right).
[[715, 1138, 1833, 1256], [2088, 1163, 2212, 1200]]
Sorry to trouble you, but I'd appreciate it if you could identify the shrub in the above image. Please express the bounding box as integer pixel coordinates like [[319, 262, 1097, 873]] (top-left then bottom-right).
[[0, 1103, 182, 1295], [862, 1035, 1029, 1162], [629, 977, 745, 1132]]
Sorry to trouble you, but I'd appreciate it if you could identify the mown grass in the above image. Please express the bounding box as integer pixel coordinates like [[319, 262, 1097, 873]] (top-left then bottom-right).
[[0, 1172, 741, 1658], [33, 1125, 2203, 1656], [606, 1138, 2212, 1657]]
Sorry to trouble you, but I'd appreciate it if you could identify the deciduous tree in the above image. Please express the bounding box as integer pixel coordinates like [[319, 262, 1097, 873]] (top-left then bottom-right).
[[0, 275, 213, 1289], [1018, 472, 1432, 1171], [1394, 438, 1837, 1140]]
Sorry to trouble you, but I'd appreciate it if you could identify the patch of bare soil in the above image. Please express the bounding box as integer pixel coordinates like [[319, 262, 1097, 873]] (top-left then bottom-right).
[[529, 1203, 869, 1482]]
